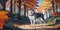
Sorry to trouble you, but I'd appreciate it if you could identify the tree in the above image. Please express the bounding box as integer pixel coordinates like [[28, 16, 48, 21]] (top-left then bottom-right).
[[0, 0, 7, 10], [22, 0, 37, 9], [0, 11, 8, 29], [18, 0, 21, 18], [21, 0, 37, 16], [37, 0, 52, 12]]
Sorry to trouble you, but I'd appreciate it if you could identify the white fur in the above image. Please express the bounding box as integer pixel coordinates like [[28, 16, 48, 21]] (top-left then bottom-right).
[[28, 10, 35, 26], [28, 10, 45, 26]]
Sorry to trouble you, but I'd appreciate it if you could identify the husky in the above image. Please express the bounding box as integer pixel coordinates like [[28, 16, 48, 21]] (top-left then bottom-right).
[[28, 10, 45, 26]]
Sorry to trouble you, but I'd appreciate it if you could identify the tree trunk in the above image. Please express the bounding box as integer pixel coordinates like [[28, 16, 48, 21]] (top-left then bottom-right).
[[9, 0, 13, 18], [52, 0, 55, 18], [52, 0, 55, 12], [18, 0, 21, 19], [10, 0, 13, 14], [56, 4, 58, 12], [24, 4, 27, 16], [0, 0, 7, 10]]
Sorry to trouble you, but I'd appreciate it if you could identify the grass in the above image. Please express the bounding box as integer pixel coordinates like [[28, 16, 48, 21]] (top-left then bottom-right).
[[56, 17, 60, 20], [46, 17, 60, 26], [46, 21, 55, 26], [45, 18, 55, 25]]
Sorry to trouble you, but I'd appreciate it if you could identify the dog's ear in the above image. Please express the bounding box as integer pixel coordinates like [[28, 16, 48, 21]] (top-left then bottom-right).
[[31, 10, 35, 15]]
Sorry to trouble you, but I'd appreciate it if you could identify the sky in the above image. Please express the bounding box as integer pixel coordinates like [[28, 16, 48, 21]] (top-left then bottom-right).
[[38, 0, 43, 5], [36, 0, 43, 9]]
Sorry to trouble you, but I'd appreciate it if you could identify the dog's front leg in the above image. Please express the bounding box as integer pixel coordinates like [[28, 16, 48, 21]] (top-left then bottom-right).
[[30, 19, 33, 26], [32, 20, 36, 26]]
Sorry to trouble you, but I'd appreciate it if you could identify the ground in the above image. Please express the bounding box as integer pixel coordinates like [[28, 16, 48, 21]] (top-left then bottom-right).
[[13, 17, 60, 30], [14, 23, 60, 30]]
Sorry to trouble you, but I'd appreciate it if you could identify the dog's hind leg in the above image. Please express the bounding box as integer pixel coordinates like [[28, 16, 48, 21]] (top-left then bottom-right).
[[40, 18, 45, 24]]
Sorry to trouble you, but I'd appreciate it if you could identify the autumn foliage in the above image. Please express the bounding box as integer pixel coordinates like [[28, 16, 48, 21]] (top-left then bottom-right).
[[55, 0, 60, 3], [0, 11, 9, 29], [52, 12, 58, 17], [21, 0, 37, 9]]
